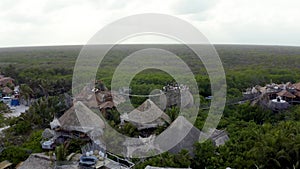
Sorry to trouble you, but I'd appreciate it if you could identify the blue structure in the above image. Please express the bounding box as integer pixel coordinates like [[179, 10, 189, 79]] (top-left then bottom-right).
[[10, 99, 20, 106]]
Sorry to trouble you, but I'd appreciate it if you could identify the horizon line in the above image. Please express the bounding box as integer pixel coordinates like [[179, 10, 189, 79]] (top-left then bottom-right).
[[0, 43, 300, 49]]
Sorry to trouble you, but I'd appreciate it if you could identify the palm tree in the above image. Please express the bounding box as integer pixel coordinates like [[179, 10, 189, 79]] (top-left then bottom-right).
[[19, 84, 33, 106]]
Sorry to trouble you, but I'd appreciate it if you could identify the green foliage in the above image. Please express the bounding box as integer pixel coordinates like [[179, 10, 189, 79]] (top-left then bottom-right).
[[26, 95, 67, 128], [0, 102, 10, 115], [134, 150, 192, 169], [121, 123, 138, 137], [0, 146, 28, 165], [166, 107, 180, 121], [65, 139, 88, 155], [0, 112, 8, 128], [22, 130, 43, 153], [55, 145, 66, 161], [0, 130, 43, 166], [193, 140, 217, 169], [2, 45, 300, 168]]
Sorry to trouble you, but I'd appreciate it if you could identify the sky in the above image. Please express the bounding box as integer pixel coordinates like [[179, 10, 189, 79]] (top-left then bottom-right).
[[0, 0, 300, 47]]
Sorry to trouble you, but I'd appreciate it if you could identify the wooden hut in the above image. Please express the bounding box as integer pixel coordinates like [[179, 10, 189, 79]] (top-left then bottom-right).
[[277, 90, 296, 102], [120, 99, 171, 130]]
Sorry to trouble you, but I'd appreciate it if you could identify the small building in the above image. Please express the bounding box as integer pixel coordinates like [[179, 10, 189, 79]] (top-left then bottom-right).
[[277, 90, 296, 101], [122, 116, 229, 157], [163, 84, 194, 108], [269, 96, 289, 110], [120, 99, 171, 130], [167, 116, 229, 156], [43, 101, 106, 150], [243, 87, 260, 100], [1, 97, 11, 104], [52, 101, 105, 140], [75, 84, 125, 110], [0, 77, 14, 87], [2, 87, 13, 96]]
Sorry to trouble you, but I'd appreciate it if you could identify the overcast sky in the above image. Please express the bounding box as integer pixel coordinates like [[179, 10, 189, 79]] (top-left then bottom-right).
[[0, 0, 299, 47]]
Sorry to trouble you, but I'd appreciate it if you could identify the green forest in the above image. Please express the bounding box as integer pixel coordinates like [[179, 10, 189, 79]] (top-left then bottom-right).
[[1, 45, 300, 168]]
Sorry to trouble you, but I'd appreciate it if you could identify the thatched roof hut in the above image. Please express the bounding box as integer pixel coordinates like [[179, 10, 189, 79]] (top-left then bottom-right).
[[58, 101, 105, 133], [75, 85, 125, 110], [2, 86, 13, 95], [42, 128, 55, 139], [293, 82, 300, 91], [277, 90, 296, 98], [17, 154, 52, 169], [120, 99, 171, 130], [0, 77, 14, 87], [167, 116, 229, 156]]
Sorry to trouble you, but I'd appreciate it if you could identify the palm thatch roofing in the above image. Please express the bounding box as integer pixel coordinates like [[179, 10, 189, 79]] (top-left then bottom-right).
[[75, 85, 125, 109], [277, 90, 296, 98], [294, 91, 300, 97], [17, 154, 52, 169], [58, 101, 105, 133], [120, 99, 171, 130], [294, 82, 300, 91], [123, 135, 162, 157], [167, 116, 229, 156], [286, 82, 293, 88], [145, 166, 191, 169], [2, 86, 13, 94], [99, 101, 115, 110], [0, 77, 13, 86], [210, 129, 230, 147], [111, 91, 126, 106], [0, 160, 12, 169], [42, 128, 55, 139], [121, 116, 229, 157]]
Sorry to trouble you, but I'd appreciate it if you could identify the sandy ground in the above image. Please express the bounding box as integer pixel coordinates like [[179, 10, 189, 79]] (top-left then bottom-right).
[[4, 105, 29, 118]]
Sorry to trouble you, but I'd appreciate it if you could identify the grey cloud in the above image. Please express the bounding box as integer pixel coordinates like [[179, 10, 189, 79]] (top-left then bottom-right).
[[172, 0, 218, 15]]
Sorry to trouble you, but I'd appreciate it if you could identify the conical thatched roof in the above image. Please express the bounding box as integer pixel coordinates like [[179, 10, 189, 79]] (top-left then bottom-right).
[[58, 101, 105, 133], [166, 116, 229, 156], [277, 90, 296, 98], [17, 154, 52, 169], [42, 128, 55, 139], [121, 99, 171, 130]]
